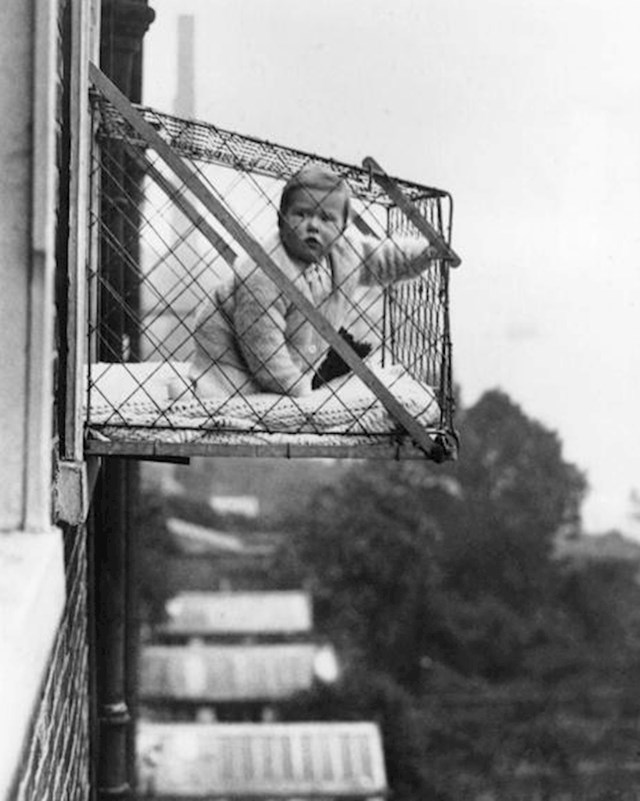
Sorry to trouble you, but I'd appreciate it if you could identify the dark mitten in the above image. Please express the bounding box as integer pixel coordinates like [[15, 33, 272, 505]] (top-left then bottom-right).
[[312, 328, 372, 389]]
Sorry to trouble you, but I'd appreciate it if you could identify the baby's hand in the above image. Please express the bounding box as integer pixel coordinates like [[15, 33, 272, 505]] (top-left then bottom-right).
[[289, 374, 314, 398]]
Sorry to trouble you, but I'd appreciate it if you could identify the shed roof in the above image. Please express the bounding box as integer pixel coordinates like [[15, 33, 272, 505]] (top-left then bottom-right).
[[139, 643, 323, 703], [137, 722, 387, 798], [167, 517, 276, 557], [161, 591, 313, 638]]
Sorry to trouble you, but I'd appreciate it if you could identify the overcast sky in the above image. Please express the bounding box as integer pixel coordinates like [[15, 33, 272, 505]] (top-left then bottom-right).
[[143, 0, 640, 536]]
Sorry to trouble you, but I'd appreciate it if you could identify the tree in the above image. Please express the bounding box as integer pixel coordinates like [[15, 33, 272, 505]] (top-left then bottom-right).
[[284, 465, 445, 689], [438, 389, 588, 609], [282, 389, 589, 685], [134, 491, 175, 626]]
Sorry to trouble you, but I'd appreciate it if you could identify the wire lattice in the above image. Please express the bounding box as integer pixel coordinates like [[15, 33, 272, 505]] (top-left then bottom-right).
[[86, 93, 457, 459]]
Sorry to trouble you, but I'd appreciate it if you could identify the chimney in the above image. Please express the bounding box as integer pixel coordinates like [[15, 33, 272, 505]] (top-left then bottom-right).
[[174, 14, 195, 117]]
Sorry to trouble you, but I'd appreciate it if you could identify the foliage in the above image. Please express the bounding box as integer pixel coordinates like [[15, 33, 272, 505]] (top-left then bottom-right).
[[281, 390, 591, 683], [284, 466, 444, 687], [133, 388, 640, 798], [439, 389, 587, 607], [273, 389, 640, 798], [133, 491, 175, 624]]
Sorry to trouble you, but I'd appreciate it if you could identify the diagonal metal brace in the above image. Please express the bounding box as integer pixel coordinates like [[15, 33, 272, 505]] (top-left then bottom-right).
[[362, 156, 461, 268], [89, 63, 445, 459]]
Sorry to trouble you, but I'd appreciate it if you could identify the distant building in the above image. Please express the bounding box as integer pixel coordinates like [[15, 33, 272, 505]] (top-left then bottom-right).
[[139, 642, 339, 722], [137, 721, 387, 800], [209, 495, 261, 519], [166, 517, 275, 558], [554, 529, 640, 564], [157, 591, 313, 644]]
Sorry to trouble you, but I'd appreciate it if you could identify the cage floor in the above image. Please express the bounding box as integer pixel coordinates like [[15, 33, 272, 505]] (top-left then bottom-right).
[[84, 362, 451, 461]]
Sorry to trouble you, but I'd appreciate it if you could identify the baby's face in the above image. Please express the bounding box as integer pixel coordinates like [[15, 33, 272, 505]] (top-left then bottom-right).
[[280, 188, 346, 264]]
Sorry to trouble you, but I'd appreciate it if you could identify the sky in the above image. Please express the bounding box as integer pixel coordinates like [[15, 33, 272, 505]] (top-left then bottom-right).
[[142, 0, 640, 536]]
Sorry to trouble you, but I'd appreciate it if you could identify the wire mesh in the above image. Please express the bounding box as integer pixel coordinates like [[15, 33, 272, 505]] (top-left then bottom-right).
[[86, 93, 457, 458]]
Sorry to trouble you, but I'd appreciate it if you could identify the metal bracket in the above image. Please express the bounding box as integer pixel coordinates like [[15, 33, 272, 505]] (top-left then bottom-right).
[[54, 457, 101, 525], [363, 156, 461, 267]]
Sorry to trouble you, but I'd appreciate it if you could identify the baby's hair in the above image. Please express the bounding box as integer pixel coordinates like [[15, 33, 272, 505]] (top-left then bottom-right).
[[279, 164, 351, 226]]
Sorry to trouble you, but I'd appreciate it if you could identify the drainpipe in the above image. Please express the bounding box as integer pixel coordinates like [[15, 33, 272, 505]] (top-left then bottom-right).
[[94, 2, 154, 799]]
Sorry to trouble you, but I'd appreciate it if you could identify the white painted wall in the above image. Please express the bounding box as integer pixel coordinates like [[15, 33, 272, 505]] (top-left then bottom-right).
[[0, 0, 60, 533], [0, 1, 65, 797], [0, 2, 35, 530], [0, 0, 61, 533]]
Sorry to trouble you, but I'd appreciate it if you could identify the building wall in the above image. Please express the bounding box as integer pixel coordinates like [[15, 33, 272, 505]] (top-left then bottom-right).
[[0, 0, 95, 798], [0, 0, 37, 530], [13, 523, 91, 801]]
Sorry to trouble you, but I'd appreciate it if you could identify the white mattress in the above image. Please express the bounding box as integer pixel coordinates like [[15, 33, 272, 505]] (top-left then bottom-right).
[[85, 361, 443, 456]]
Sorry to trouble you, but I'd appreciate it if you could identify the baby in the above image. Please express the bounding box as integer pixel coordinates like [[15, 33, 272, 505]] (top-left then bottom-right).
[[189, 164, 437, 398]]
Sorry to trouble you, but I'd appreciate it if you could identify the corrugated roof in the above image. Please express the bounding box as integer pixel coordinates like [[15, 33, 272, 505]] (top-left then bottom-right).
[[137, 722, 387, 797], [167, 518, 276, 557], [139, 643, 320, 702], [161, 591, 313, 637]]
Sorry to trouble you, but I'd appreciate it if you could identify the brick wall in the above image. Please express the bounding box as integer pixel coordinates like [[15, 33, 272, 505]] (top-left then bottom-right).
[[13, 524, 91, 801]]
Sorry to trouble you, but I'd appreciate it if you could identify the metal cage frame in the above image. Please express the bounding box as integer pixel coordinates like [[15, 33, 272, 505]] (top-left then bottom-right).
[[83, 65, 460, 462]]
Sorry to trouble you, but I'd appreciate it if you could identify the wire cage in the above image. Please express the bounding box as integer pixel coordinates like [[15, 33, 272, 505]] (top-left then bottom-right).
[[84, 67, 460, 461]]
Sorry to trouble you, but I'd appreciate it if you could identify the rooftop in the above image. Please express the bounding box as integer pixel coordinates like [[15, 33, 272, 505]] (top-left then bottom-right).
[[160, 591, 313, 639], [137, 721, 387, 798], [139, 643, 330, 703]]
